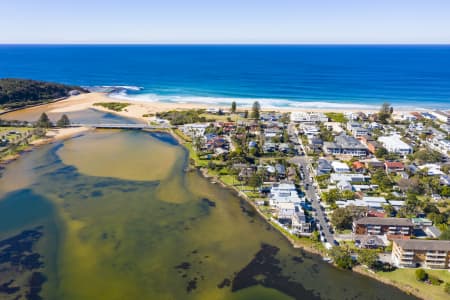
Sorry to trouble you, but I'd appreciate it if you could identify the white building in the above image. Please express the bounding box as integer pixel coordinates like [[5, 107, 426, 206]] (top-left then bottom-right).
[[181, 123, 209, 138], [336, 197, 387, 210], [331, 161, 350, 173], [330, 173, 370, 184], [378, 134, 413, 156], [269, 183, 303, 206], [430, 111, 450, 125], [291, 112, 328, 123]]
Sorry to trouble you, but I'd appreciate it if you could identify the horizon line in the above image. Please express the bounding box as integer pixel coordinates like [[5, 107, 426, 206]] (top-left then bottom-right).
[[1, 42, 450, 46]]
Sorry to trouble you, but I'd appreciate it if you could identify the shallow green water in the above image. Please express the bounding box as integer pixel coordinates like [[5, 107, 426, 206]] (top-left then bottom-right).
[[0, 130, 416, 300]]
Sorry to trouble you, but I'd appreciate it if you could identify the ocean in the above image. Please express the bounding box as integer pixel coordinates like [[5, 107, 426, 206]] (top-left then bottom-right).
[[0, 45, 449, 110]]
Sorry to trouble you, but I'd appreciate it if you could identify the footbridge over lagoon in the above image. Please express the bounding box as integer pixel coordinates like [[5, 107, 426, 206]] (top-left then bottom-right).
[[69, 123, 175, 130]]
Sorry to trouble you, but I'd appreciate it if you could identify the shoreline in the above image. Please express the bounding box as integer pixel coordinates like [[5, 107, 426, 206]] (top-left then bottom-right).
[[0, 92, 431, 123], [0, 127, 92, 165], [0, 95, 430, 299], [170, 129, 429, 300]]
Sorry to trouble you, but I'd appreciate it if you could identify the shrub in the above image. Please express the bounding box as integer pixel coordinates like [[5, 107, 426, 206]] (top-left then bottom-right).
[[444, 282, 450, 294], [415, 269, 427, 281], [428, 275, 442, 286]]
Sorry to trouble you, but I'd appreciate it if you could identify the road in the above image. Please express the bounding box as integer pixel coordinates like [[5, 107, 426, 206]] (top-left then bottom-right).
[[288, 122, 335, 244]]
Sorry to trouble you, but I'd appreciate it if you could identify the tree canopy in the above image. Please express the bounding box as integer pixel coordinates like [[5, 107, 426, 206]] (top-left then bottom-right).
[[251, 101, 261, 119], [0, 78, 87, 109]]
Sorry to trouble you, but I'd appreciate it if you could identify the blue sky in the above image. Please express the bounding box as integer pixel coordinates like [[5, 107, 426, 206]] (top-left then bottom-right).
[[1, 0, 449, 43]]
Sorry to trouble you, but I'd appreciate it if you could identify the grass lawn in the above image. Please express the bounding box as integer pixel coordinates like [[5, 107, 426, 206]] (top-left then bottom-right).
[[199, 113, 244, 122], [375, 268, 450, 300], [0, 127, 32, 142]]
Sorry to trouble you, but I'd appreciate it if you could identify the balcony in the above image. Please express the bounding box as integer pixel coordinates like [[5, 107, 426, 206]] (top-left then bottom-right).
[[427, 252, 447, 257]]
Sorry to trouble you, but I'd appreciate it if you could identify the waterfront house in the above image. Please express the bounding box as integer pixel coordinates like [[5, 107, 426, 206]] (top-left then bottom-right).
[[269, 183, 302, 207]]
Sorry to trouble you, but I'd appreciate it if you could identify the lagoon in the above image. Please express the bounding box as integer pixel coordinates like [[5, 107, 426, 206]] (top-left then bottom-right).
[[0, 129, 416, 299]]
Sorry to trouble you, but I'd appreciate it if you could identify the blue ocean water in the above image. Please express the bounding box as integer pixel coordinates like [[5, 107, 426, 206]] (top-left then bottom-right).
[[0, 45, 449, 109]]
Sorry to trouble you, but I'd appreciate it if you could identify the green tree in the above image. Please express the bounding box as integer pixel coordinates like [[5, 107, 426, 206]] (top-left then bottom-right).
[[415, 269, 428, 281], [372, 169, 393, 191], [331, 207, 353, 230], [251, 101, 261, 119], [310, 230, 320, 242], [444, 282, 450, 294], [378, 102, 392, 124], [375, 147, 388, 158], [56, 114, 70, 127], [36, 112, 52, 128], [231, 101, 237, 113], [358, 249, 378, 269], [248, 172, 263, 191], [341, 190, 355, 200], [329, 246, 355, 270], [439, 228, 450, 240], [382, 204, 395, 217], [322, 188, 342, 204]]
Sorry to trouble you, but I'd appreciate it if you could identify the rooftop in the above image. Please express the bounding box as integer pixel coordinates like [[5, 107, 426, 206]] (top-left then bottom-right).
[[355, 217, 413, 226], [394, 239, 450, 252]]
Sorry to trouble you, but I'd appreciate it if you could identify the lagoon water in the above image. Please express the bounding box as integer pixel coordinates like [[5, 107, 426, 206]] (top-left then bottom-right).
[[1, 45, 450, 110], [0, 127, 417, 299]]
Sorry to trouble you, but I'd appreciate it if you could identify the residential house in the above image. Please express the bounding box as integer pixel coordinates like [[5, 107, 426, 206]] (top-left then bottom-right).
[[384, 161, 405, 174], [352, 161, 365, 173], [331, 161, 350, 173], [330, 173, 370, 184], [316, 159, 332, 175], [269, 183, 303, 207], [378, 134, 413, 156], [347, 122, 369, 138]]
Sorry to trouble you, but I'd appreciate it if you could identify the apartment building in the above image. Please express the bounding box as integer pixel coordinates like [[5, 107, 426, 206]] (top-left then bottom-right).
[[323, 134, 368, 157], [352, 217, 413, 238], [392, 239, 450, 269]]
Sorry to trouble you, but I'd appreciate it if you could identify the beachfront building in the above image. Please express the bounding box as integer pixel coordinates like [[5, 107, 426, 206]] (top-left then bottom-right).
[[323, 134, 368, 157], [378, 134, 412, 156], [290, 112, 328, 123], [391, 239, 450, 269], [430, 111, 450, 125], [352, 217, 413, 238]]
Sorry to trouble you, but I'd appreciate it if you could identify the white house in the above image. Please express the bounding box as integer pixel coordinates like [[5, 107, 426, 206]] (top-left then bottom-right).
[[331, 161, 350, 173], [378, 134, 413, 156]]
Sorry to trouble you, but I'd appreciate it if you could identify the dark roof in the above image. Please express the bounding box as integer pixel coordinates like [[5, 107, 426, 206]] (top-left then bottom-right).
[[355, 217, 413, 226], [394, 239, 450, 252]]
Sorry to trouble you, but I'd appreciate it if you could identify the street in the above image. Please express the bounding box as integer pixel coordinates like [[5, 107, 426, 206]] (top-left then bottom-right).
[[288, 123, 335, 245]]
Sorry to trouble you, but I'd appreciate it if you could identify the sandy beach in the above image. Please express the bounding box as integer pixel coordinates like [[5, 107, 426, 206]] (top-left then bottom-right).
[[1, 92, 419, 123]]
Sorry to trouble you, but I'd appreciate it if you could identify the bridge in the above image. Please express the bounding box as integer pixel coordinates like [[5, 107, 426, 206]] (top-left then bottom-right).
[[69, 123, 174, 130]]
